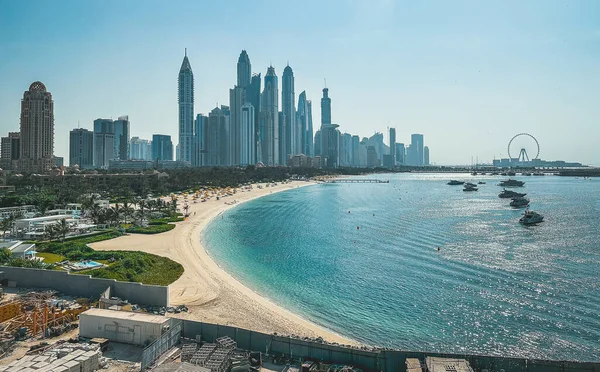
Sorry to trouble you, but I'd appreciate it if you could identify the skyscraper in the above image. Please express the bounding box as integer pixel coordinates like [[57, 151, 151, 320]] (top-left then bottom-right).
[[193, 114, 207, 166], [248, 74, 261, 161], [152, 134, 173, 161], [396, 143, 405, 165], [278, 111, 286, 164], [237, 50, 251, 88], [261, 66, 279, 165], [282, 65, 296, 158], [352, 135, 360, 166], [424, 146, 430, 166], [306, 100, 313, 156], [229, 86, 245, 165], [297, 91, 309, 155], [178, 49, 194, 164], [205, 106, 227, 166], [314, 130, 321, 157], [389, 127, 396, 165], [16, 81, 55, 173], [130, 137, 152, 161], [410, 133, 424, 165], [321, 87, 331, 126], [113, 115, 130, 160], [240, 103, 255, 165], [69, 128, 93, 168], [93, 119, 115, 168], [0, 132, 20, 170]]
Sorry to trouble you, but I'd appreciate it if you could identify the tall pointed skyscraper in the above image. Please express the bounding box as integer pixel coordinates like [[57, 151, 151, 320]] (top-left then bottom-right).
[[282, 65, 296, 159], [237, 50, 251, 88], [178, 49, 194, 163], [321, 87, 331, 126], [261, 66, 279, 165], [297, 91, 309, 156]]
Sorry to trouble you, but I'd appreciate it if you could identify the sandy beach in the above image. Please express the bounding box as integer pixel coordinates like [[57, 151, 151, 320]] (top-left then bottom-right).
[[90, 180, 357, 346]]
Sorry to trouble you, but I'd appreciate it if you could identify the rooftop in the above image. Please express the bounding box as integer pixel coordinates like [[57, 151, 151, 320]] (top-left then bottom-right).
[[81, 308, 170, 324]]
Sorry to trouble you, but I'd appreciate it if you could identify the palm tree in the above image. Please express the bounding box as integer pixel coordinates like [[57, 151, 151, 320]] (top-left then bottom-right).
[[55, 218, 71, 242], [183, 204, 190, 218], [44, 224, 59, 241], [110, 204, 122, 226]]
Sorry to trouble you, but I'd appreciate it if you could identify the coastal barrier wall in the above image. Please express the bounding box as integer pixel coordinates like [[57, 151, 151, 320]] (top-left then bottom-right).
[[0, 266, 169, 307], [181, 320, 600, 372]]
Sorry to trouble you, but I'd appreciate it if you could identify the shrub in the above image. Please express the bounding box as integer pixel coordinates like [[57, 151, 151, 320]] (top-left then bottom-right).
[[126, 224, 175, 234]]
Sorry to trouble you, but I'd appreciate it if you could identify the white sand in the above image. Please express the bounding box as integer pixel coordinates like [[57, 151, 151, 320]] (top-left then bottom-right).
[[90, 181, 357, 345]]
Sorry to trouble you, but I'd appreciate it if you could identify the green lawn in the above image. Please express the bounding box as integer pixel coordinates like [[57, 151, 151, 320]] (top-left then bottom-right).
[[33, 229, 183, 286], [37, 252, 65, 264]]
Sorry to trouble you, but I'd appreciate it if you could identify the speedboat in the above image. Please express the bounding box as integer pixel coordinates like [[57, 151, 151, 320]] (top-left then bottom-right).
[[478, 181, 486, 185], [471, 172, 478, 176], [519, 210, 544, 225], [465, 182, 477, 187], [510, 197, 530, 208], [507, 171, 516, 176], [498, 179, 525, 187], [499, 189, 526, 198], [447, 180, 465, 185], [463, 185, 478, 191]]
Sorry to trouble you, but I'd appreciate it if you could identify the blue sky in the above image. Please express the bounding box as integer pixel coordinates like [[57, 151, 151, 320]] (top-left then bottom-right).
[[1, 0, 598, 165]]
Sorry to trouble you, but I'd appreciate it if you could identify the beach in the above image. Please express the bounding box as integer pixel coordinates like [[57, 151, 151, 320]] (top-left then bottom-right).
[[89, 180, 357, 346]]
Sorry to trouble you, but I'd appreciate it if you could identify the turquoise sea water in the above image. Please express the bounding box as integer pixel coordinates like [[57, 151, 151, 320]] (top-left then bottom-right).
[[203, 173, 600, 361]]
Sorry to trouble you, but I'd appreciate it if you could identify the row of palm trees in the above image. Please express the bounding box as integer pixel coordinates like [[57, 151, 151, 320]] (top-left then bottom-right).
[[80, 195, 180, 226]]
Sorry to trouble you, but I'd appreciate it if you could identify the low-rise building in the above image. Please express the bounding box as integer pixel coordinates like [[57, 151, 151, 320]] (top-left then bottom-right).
[[0, 240, 36, 259], [79, 308, 173, 346]]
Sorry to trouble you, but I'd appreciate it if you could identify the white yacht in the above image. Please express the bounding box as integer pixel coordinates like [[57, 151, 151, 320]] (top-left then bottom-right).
[[519, 210, 544, 225]]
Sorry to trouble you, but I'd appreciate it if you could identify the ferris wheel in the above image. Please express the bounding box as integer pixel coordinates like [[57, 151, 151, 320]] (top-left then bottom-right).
[[508, 133, 540, 163]]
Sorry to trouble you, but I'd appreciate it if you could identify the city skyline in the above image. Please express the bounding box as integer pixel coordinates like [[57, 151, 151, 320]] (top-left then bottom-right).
[[1, 1, 599, 165]]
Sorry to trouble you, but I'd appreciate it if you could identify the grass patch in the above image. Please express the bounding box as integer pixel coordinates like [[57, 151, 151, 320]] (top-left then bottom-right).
[[34, 228, 183, 285], [126, 224, 175, 234], [37, 252, 65, 264], [81, 251, 183, 286], [149, 216, 184, 224]]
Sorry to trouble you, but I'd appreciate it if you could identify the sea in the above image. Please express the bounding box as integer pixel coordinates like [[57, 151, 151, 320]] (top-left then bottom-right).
[[203, 173, 600, 361]]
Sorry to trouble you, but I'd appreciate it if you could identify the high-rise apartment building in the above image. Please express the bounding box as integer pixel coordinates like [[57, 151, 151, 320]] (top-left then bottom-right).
[[352, 135, 360, 167], [205, 107, 228, 166], [306, 100, 313, 156], [248, 74, 261, 162], [69, 128, 94, 168], [278, 112, 286, 164], [229, 86, 245, 166], [396, 143, 405, 165], [178, 50, 194, 164], [297, 91, 310, 156], [240, 103, 255, 166], [152, 134, 173, 161], [282, 65, 296, 158], [314, 130, 321, 157], [93, 119, 115, 168], [237, 50, 251, 88], [321, 87, 331, 126], [130, 137, 152, 161], [410, 133, 424, 166], [261, 66, 279, 165], [113, 116, 130, 160], [389, 128, 396, 165], [193, 114, 207, 166], [424, 145, 430, 166], [0, 132, 20, 170], [15, 81, 55, 173]]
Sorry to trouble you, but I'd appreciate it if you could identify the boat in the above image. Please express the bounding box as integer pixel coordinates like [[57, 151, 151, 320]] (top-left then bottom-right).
[[522, 172, 532, 176], [465, 182, 477, 187], [447, 180, 465, 185], [519, 210, 544, 225], [478, 181, 486, 185], [471, 172, 478, 176], [510, 197, 530, 208], [500, 172, 508, 176], [463, 185, 478, 191], [498, 179, 525, 187], [480, 172, 487, 175], [507, 171, 516, 176], [498, 189, 526, 198]]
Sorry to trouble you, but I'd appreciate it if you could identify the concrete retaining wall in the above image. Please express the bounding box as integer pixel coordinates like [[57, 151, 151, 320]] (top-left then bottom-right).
[[0, 266, 169, 307], [181, 320, 600, 372]]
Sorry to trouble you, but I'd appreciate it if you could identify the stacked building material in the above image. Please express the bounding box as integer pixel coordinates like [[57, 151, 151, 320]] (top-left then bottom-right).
[[0, 343, 101, 372], [189, 343, 217, 365], [181, 343, 199, 362]]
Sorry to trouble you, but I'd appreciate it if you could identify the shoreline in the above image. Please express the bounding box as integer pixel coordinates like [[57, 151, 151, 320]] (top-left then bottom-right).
[[90, 180, 358, 346]]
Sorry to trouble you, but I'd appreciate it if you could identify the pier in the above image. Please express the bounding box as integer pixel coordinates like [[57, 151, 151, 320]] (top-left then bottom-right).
[[328, 179, 389, 183]]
